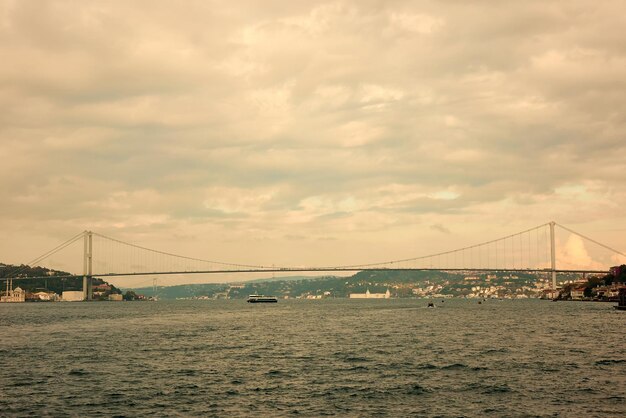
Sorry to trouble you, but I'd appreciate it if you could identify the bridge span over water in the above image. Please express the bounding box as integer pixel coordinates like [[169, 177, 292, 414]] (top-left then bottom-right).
[[3, 221, 624, 299]]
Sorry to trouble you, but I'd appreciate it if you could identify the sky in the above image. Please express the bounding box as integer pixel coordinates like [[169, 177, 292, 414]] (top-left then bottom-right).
[[1, 1, 625, 285]]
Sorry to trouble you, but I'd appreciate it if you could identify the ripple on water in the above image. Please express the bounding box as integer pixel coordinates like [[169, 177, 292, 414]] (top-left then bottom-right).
[[406, 383, 432, 395], [595, 359, 625, 366]]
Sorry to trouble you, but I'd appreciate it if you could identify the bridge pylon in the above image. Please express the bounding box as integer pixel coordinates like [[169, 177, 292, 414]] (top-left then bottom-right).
[[550, 221, 557, 290], [82, 230, 93, 301]]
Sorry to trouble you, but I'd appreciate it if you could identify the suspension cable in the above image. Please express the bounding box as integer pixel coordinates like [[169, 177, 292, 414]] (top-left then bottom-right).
[[3, 232, 85, 278], [92, 232, 270, 270], [555, 223, 626, 257], [322, 222, 551, 269]]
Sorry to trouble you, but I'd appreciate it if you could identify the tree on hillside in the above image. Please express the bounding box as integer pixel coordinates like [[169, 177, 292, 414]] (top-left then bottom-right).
[[123, 290, 138, 301]]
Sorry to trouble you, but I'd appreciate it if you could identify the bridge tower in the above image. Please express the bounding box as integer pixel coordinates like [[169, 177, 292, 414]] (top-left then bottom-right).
[[550, 221, 557, 290], [82, 230, 93, 301]]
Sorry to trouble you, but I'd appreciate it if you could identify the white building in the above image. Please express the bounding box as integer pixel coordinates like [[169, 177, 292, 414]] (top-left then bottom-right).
[[349, 289, 391, 299], [31, 291, 58, 301], [1, 281, 25, 303], [62, 291, 84, 302]]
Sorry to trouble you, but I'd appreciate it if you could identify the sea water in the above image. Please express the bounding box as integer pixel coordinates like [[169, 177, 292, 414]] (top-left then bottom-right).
[[1, 299, 624, 417]]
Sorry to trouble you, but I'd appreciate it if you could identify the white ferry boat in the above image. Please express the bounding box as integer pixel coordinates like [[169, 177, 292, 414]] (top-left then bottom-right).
[[247, 294, 278, 303]]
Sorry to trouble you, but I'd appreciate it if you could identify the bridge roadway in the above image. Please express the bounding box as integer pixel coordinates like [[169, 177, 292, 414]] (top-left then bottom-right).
[[92, 267, 610, 277], [4, 267, 608, 281]]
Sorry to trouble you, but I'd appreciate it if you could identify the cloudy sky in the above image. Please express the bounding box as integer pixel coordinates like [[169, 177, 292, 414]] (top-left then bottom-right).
[[1, 1, 625, 283]]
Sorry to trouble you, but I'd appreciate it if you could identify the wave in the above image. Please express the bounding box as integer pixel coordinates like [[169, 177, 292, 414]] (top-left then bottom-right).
[[595, 359, 625, 366], [68, 369, 89, 376]]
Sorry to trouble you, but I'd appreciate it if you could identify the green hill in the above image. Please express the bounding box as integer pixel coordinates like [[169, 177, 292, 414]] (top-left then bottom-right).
[[126, 269, 584, 300], [0, 263, 120, 296]]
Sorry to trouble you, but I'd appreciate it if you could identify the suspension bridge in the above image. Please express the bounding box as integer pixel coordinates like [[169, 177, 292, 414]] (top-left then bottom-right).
[[2, 221, 625, 300]]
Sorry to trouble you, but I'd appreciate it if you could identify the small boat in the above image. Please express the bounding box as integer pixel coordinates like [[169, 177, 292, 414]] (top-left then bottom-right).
[[247, 294, 278, 303], [427, 302, 435, 308]]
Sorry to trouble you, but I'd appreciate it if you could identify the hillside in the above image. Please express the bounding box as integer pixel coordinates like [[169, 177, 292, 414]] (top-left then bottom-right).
[[0, 263, 120, 296], [128, 269, 583, 300]]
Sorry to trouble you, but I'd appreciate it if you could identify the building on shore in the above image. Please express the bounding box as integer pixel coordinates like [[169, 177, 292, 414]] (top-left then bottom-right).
[[1, 279, 25, 303], [542, 289, 559, 300], [570, 287, 586, 300], [349, 289, 391, 299], [108, 294, 123, 301], [28, 291, 59, 302], [62, 291, 84, 302]]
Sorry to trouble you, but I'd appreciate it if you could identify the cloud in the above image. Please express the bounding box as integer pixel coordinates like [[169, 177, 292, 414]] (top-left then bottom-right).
[[1, 0, 625, 282], [556, 235, 604, 271]]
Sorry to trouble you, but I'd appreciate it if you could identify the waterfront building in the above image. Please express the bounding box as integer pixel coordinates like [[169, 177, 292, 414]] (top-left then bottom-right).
[[543, 289, 559, 300], [1, 280, 25, 303], [570, 287, 586, 300], [29, 291, 58, 301], [62, 291, 84, 302], [108, 294, 123, 301], [349, 289, 391, 299]]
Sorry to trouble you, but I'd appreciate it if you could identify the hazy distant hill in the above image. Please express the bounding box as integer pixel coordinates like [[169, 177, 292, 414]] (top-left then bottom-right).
[[247, 275, 330, 283], [125, 269, 582, 300], [127, 283, 228, 299], [126, 271, 460, 300], [126, 275, 334, 298]]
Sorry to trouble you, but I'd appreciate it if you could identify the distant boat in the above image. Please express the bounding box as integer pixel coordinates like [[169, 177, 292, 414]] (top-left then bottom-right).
[[427, 302, 435, 308], [247, 294, 278, 303]]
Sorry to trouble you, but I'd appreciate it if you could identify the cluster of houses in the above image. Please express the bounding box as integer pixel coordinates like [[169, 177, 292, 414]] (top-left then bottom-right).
[[555, 265, 626, 301], [567, 283, 626, 301]]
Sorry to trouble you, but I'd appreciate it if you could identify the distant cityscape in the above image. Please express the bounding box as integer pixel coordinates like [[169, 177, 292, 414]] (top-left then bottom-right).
[[164, 268, 626, 302]]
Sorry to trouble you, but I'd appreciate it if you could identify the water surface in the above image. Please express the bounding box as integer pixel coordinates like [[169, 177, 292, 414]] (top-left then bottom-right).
[[1, 299, 624, 416]]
